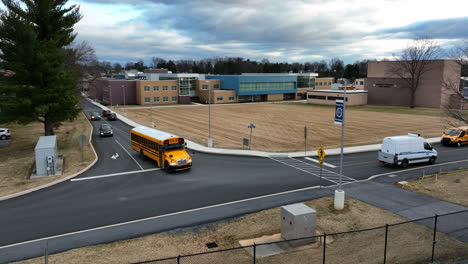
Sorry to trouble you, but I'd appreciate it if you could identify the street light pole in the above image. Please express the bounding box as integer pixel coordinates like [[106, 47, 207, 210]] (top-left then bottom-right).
[[122, 85, 126, 116], [208, 87, 213, 147]]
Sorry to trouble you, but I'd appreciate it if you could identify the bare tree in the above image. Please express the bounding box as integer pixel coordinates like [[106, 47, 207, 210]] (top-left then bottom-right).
[[64, 41, 102, 94], [389, 38, 442, 108], [443, 40, 468, 125]]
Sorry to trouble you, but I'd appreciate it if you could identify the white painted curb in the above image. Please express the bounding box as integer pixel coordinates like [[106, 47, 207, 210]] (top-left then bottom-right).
[[85, 97, 441, 158], [0, 112, 99, 202]]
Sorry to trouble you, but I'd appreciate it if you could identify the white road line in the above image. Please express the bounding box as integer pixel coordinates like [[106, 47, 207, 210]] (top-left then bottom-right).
[[115, 139, 144, 170], [0, 183, 324, 250], [367, 158, 468, 181], [7, 157, 468, 250], [70, 168, 161, 182], [304, 157, 337, 168]]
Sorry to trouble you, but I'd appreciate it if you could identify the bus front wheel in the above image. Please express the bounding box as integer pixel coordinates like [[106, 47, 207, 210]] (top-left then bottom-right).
[[164, 161, 172, 173]]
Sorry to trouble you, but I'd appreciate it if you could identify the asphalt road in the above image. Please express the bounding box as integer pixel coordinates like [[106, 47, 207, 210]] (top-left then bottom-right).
[[0, 98, 467, 247]]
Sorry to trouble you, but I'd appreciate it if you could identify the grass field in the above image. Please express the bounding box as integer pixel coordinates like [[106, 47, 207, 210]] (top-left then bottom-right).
[[0, 112, 95, 197], [403, 170, 468, 207], [16, 197, 468, 264], [115, 103, 454, 152]]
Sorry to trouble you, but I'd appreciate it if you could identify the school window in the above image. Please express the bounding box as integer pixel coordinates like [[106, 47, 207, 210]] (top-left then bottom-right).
[[202, 85, 208, 90], [163, 96, 168, 102], [163, 86, 168, 90], [172, 96, 177, 102], [153, 86, 159, 91], [360, 81, 364, 85], [144, 86, 150, 91], [214, 84, 219, 89], [171, 86, 177, 90], [144, 97, 150, 102], [315, 82, 318, 86], [328, 82, 332, 85], [229, 96, 235, 101], [319, 82, 323, 86], [217, 96, 223, 101], [154, 97, 159, 102]]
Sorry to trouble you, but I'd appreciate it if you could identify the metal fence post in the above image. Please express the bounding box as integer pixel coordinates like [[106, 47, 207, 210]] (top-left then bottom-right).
[[431, 214, 438, 262], [383, 224, 388, 264], [177, 255, 180, 264], [253, 243, 256, 264], [323, 233, 327, 264]]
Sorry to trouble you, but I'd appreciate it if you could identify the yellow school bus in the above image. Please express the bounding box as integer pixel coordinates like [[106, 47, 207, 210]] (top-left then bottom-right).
[[131, 126, 192, 171]]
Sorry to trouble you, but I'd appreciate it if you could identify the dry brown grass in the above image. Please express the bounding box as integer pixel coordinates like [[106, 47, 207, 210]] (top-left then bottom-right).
[[115, 103, 451, 152], [16, 197, 468, 264], [0, 112, 95, 197], [403, 170, 468, 207]]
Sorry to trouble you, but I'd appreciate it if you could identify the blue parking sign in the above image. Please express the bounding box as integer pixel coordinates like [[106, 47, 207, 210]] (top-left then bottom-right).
[[334, 100, 344, 125]]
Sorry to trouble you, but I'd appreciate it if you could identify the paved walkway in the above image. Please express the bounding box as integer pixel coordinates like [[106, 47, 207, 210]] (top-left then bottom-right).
[[345, 181, 468, 242], [86, 97, 441, 158]]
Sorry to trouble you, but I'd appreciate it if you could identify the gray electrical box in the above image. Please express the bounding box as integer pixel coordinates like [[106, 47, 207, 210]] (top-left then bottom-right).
[[281, 203, 316, 246], [34, 136, 57, 177]]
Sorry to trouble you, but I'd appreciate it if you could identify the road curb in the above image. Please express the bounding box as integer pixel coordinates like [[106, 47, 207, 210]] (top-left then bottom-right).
[[0, 112, 99, 202], [85, 97, 441, 158]]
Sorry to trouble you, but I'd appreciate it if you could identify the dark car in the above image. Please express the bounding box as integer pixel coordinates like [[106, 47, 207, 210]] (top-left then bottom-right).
[[102, 110, 111, 117], [90, 112, 101, 121], [107, 113, 118, 121], [99, 124, 113, 137]]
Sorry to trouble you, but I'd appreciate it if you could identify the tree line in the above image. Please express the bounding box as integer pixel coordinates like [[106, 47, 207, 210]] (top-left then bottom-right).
[[105, 57, 371, 80]]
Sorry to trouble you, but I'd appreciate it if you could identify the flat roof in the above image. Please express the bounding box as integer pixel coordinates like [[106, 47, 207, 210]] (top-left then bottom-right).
[[308, 90, 368, 93], [131, 126, 177, 141], [241, 73, 318, 77], [35, 135, 57, 150]]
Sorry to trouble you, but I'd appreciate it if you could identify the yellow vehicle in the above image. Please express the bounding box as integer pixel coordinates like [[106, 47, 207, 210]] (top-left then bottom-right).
[[131, 126, 192, 171], [441, 126, 468, 147]]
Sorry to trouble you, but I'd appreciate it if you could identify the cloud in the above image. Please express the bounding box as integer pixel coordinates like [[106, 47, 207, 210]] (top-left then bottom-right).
[[71, 0, 468, 65], [378, 17, 468, 39]]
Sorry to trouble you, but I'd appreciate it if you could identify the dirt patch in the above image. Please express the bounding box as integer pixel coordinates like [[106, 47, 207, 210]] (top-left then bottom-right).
[[0, 112, 95, 197], [115, 103, 452, 152], [15, 197, 468, 264], [402, 170, 468, 207]]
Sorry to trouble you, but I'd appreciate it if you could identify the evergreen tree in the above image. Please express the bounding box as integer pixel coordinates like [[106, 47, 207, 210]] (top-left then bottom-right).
[[0, 0, 82, 135]]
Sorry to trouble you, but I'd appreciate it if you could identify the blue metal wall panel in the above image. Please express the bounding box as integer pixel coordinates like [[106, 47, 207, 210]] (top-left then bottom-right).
[[206, 75, 298, 96], [206, 75, 240, 91]]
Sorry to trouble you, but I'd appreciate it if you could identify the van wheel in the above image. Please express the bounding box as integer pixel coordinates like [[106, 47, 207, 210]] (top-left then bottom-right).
[[139, 150, 146, 160], [401, 159, 409, 168], [429, 157, 436, 165], [457, 142, 462, 148]]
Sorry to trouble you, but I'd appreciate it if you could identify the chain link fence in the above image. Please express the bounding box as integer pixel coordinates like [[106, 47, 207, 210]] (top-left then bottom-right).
[[132, 210, 468, 264]]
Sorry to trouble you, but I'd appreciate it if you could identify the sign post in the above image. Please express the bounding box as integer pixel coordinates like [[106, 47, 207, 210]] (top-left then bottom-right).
[[304, 126, 307, 155], [334, 85, 347, 210], [78, 134, 86, 161], [248, 123, 256, 150], [317, 147, 326, 188]]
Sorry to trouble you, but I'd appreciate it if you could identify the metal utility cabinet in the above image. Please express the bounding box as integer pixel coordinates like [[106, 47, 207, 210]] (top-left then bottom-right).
[[34, 135, 57, 176], [281, 203, 317, 246]]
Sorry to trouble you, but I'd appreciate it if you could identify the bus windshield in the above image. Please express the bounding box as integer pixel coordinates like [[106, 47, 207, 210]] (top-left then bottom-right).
[[445, 129, 460, 136], [164, 143, 185, 151]]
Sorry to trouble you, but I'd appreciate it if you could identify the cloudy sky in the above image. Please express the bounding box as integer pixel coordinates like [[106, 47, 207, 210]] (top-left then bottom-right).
[[70, 0, 468, 65]]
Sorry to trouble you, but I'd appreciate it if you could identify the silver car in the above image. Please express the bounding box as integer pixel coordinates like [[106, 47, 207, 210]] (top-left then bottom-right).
[[0, 128, 11, 140]]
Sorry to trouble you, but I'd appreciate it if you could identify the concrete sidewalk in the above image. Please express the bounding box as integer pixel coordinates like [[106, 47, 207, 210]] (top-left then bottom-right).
[[85, 96, 441, 158], [346, 181, 468, 242]]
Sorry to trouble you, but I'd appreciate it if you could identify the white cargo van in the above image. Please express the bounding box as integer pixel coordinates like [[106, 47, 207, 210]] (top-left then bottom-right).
[[378, 133, 437, 168]]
